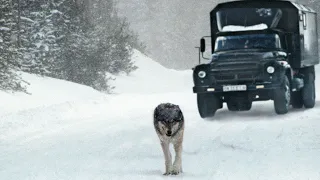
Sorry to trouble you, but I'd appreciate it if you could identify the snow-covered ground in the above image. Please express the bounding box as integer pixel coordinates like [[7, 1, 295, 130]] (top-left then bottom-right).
[[109, 50, 192, 94], [1, 50, 320, 180]]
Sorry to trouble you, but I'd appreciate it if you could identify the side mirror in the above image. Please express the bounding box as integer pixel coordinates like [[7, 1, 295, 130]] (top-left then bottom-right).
[[200, 38, 206, 52]]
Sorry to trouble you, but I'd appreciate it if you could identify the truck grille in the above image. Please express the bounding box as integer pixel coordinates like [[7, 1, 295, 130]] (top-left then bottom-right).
[[214, 61, 258, 70], [211, 61, 262, 82]]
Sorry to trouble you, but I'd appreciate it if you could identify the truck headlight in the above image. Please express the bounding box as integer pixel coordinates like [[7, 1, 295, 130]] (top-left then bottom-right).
[[267, 66, 275, 74], [198, 71, 206, 78]]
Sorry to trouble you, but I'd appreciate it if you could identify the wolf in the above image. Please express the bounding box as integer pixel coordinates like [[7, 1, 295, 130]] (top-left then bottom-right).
[[153, 103, 185, 175]]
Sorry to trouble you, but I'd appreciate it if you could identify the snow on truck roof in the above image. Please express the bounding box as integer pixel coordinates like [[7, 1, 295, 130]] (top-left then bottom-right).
[[221, 24, 268, 32]]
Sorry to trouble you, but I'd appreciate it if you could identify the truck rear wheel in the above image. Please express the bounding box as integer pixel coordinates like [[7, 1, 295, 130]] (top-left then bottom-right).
[[274, 76, 291, 114], [197, 93, 221, 118], [302, 72, 315, 108]]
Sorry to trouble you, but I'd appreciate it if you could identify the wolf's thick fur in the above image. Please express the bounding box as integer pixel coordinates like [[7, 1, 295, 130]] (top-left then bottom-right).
[[153, 103, 185, 175]]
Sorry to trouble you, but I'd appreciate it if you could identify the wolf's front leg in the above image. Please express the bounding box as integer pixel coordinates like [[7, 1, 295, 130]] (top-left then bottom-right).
[[161, 141, 172, 175], [171, 140, 183, 175]]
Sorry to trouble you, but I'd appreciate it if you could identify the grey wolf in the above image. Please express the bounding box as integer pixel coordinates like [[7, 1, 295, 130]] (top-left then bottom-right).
[[153, 103, 185, 175]]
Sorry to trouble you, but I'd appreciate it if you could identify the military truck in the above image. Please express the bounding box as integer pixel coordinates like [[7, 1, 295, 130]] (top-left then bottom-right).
[[192, 0, 319, 118]]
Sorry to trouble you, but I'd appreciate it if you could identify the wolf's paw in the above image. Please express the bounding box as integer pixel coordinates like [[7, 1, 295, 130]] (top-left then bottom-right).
[[163, 172, 171, 176], [170, 171, 180, 175], [170, 168, 182, 175]]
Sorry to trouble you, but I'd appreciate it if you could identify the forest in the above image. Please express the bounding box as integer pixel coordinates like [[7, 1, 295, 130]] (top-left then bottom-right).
[[0, 0, 145, 92]]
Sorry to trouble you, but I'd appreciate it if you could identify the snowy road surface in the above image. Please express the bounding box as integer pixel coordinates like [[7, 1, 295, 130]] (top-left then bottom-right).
[[1, 51, 320, 180], [2, 93, 320, 180]]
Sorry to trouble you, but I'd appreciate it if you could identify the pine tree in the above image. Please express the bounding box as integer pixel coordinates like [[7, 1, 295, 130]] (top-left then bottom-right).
[[0, 0, 28, 92], [88, 0, 139, 74], [17, 1, 62, 76], [55, 0, 140, 91]]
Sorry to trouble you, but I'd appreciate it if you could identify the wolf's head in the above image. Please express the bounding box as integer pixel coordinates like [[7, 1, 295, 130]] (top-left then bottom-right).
[[153, 103, 184, 137]]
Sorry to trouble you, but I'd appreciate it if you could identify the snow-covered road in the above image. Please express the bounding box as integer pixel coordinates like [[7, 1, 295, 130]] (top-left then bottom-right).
[[1, 51, 320, 179], [2, 91, 320, 180]]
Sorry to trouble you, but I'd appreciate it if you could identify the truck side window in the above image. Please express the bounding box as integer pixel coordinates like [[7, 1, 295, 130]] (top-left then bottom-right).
[[303, 13, 307, 29]]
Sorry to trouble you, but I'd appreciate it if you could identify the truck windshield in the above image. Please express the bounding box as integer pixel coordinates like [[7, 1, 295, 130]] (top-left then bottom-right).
[[216, 8, 282, 31], [214, 34, 281, 52]]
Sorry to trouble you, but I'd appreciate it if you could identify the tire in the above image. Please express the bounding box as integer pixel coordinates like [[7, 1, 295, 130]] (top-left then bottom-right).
[[197, 93, 221, 118], [291, 91, 303, 109], [302, 72, 315, 108], [274, 76, 291, 114], [227, 100, 252, 111]]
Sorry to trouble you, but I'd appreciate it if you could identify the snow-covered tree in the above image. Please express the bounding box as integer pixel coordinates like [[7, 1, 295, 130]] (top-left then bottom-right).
[[88, 0, 138, 75], [1, 0, 143, 93], [54, 0, 141, 91], [0, 0, 28, 92], [17, 1, 60, 75]]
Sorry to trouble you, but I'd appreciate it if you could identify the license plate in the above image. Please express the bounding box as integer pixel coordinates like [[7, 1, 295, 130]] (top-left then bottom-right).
[[223, 85, 247, 92]]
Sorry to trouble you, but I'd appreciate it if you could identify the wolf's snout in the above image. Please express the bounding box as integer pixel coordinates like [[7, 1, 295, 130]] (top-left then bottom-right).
[[166, 130, 172, 136]]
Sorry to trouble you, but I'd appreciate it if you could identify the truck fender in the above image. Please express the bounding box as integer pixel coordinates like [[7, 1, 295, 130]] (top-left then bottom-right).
[[277, 61, 293, 80]]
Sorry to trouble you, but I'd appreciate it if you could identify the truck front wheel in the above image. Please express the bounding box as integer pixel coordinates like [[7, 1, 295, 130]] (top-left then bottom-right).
[[197, 93, 221, 118], [273, 76, 291, 114]]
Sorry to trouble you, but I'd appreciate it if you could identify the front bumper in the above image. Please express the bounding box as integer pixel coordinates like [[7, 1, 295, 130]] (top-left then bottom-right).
[[193, 82, 281, 93]]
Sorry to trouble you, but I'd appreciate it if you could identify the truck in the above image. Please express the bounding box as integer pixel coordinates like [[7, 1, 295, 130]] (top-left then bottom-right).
[[192, 0, 319, 118]]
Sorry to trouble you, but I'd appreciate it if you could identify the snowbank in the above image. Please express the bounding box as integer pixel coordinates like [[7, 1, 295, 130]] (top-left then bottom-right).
[[0, 49, 192, 114], [0, 73, 106, 114], [109, 49, 193, 94]]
